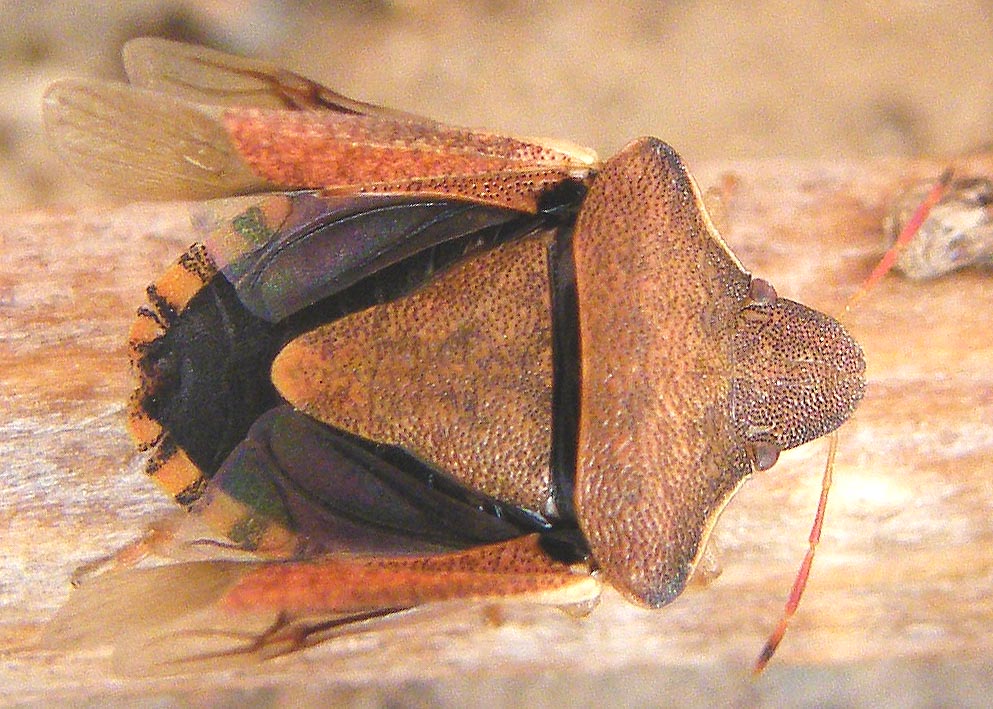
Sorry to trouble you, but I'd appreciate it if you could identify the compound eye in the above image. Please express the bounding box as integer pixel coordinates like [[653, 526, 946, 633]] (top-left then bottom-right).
[[748, 278, 778, 305], [747, 441, 781, 471]]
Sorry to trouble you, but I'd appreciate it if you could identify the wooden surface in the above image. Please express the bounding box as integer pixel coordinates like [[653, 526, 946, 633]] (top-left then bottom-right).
[[2, 154, 993, 706]]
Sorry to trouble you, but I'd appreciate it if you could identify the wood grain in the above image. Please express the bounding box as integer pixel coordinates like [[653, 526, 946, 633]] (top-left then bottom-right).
[[2, 154, 992, 705]]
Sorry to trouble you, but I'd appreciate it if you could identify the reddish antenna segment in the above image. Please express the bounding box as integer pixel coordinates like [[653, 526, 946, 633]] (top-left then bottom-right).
[[754, 167, 952, 675], [847, 169, 953, 310], [753, 432, 837, 674]]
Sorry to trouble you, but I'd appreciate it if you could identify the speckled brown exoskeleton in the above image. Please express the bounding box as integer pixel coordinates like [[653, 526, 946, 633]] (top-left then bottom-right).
[[41, 39, 866, 670]]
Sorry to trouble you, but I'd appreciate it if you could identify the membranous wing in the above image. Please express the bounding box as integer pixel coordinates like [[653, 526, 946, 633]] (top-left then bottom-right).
[[43, 38, 597, 206]]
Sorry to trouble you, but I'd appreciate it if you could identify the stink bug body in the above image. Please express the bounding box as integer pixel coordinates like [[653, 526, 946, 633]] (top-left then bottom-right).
[[42, 39, 866, 667]]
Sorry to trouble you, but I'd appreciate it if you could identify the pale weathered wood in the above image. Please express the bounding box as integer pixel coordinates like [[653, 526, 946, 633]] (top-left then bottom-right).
[[2, 154, 992, 705]]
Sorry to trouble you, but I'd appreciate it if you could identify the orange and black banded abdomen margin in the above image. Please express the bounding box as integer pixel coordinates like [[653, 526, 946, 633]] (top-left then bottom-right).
[[126, 243, 218, 506], [126, 242, 282, 508]]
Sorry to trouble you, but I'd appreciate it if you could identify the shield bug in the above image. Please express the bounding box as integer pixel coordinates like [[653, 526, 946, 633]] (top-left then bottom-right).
[[42, 38, 866, 669]]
